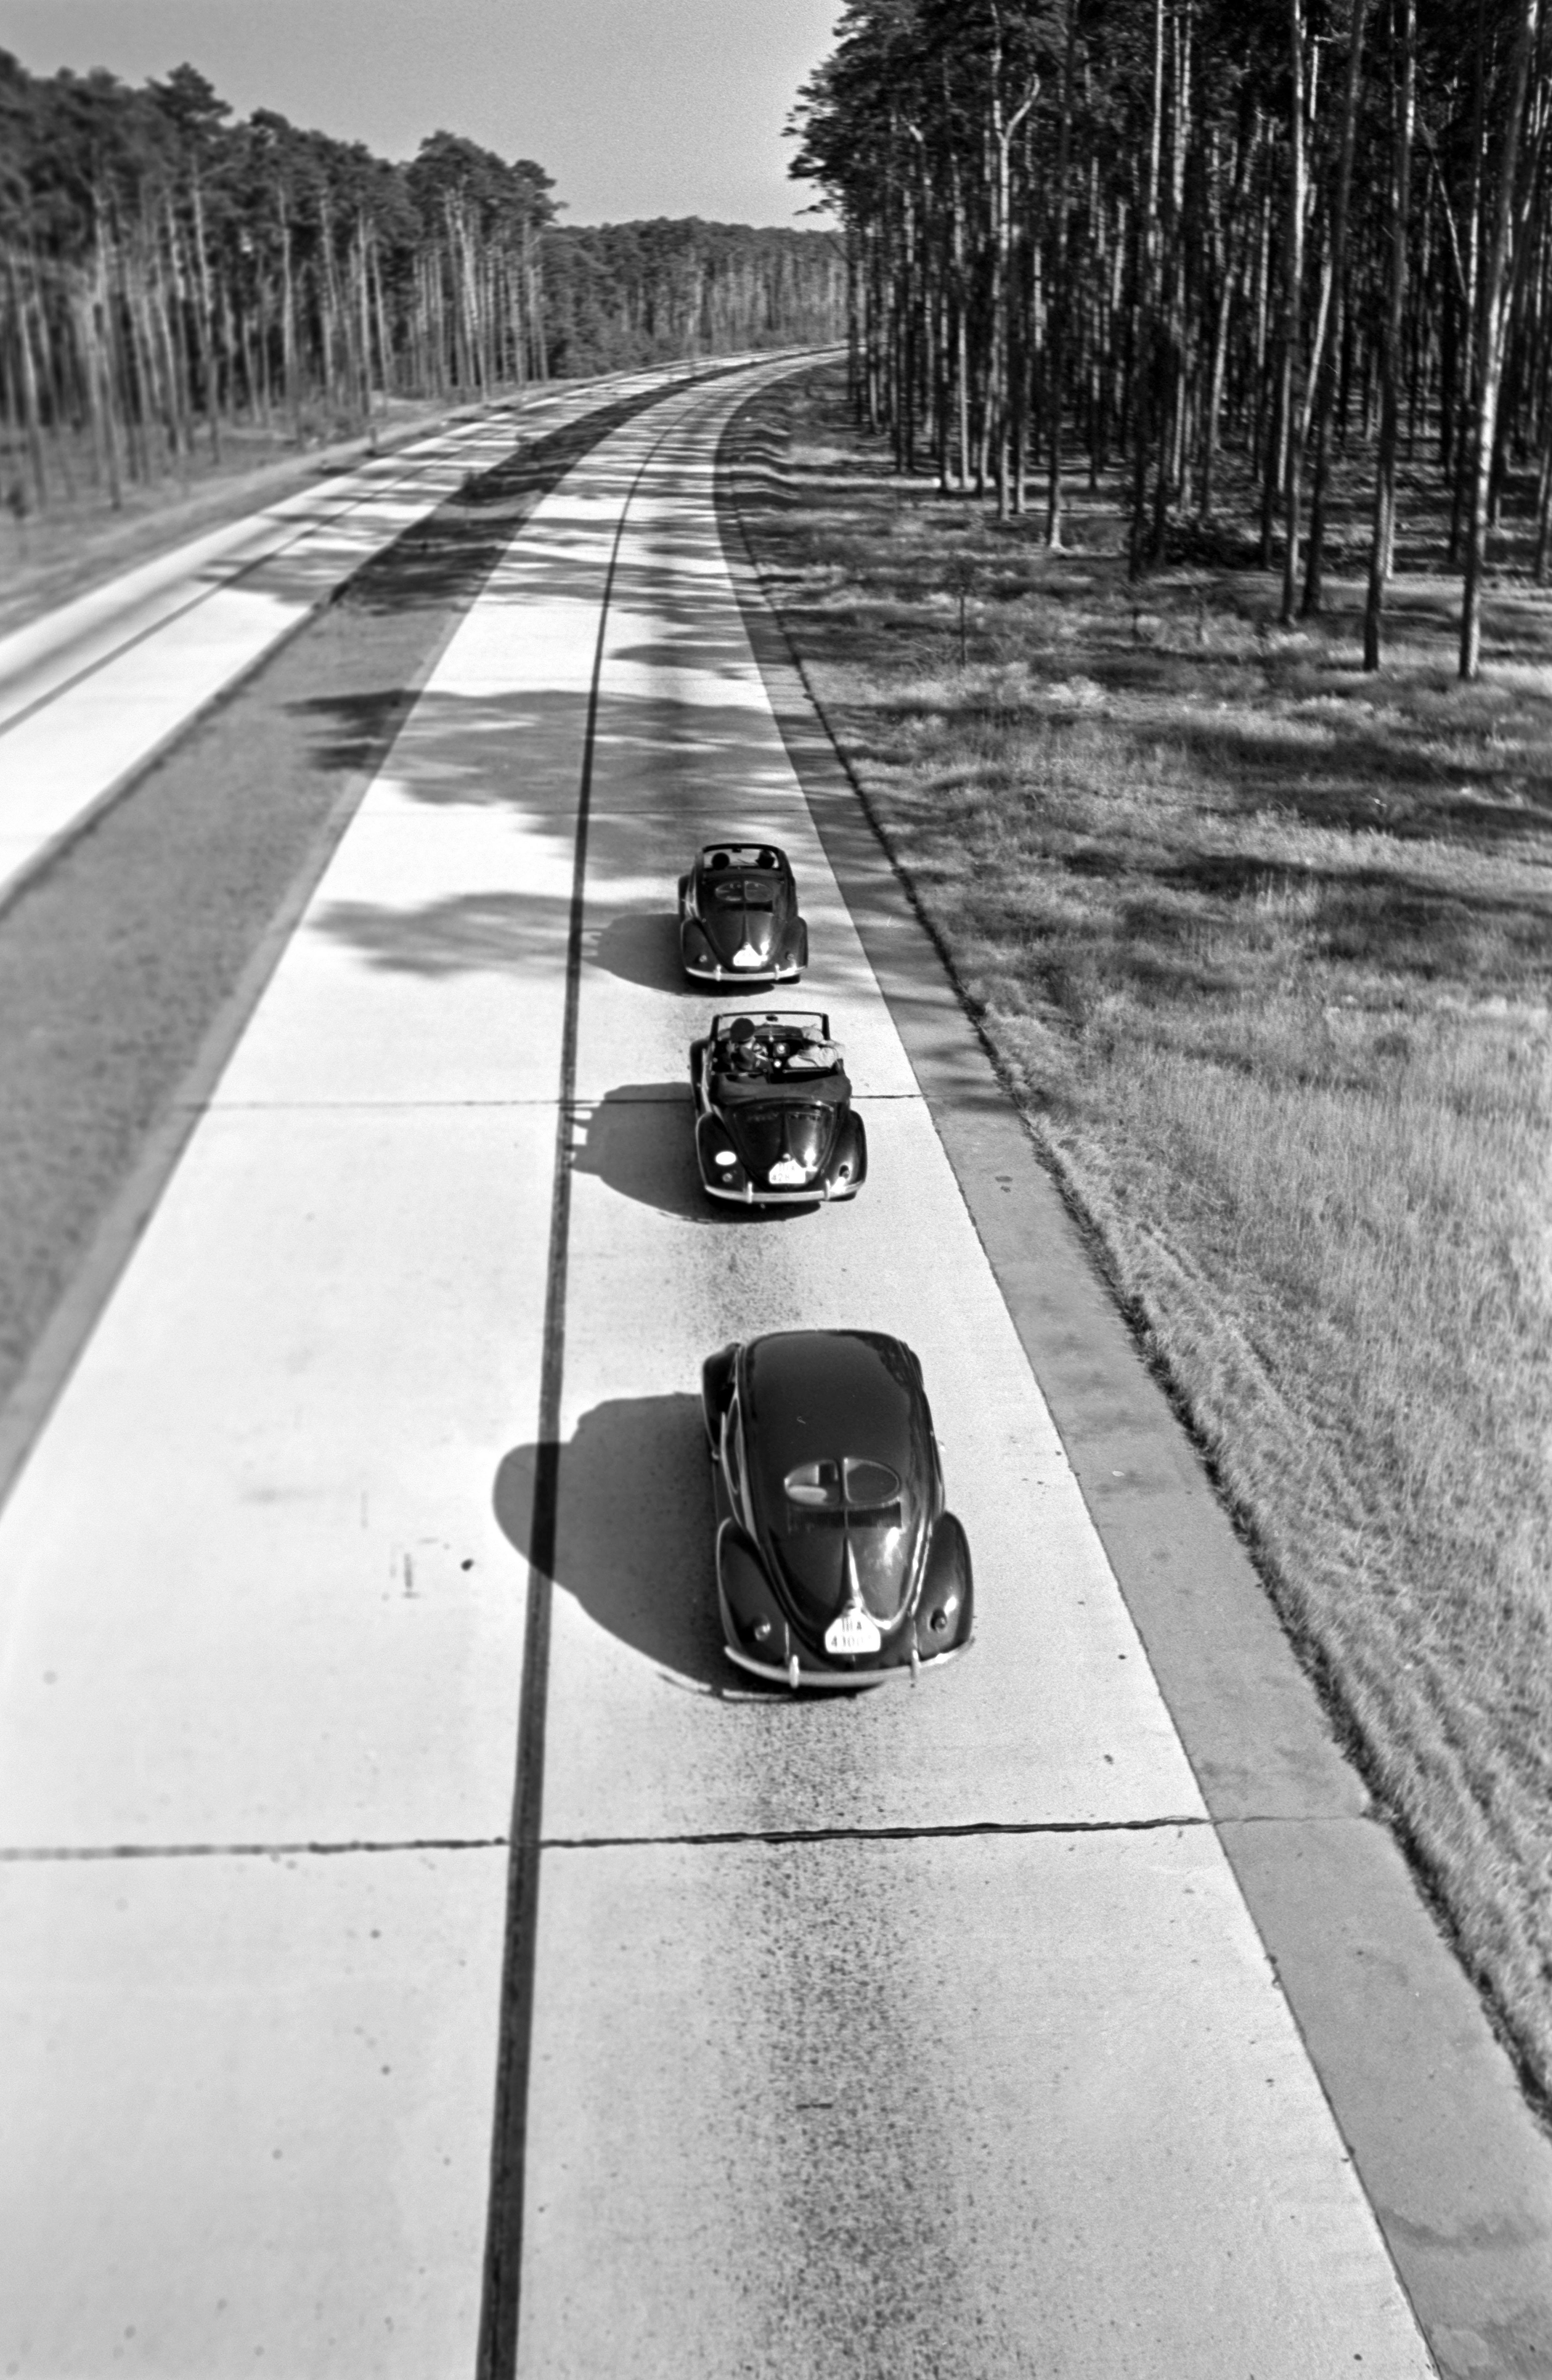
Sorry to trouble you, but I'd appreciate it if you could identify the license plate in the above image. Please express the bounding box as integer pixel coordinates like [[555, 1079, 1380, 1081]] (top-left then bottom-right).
[[768, 1157, 808, 1187], [825, 1608, 882, 1657]]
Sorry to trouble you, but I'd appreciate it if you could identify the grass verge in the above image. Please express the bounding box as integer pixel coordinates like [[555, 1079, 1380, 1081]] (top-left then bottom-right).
[[732, 364, 1552, 2113]]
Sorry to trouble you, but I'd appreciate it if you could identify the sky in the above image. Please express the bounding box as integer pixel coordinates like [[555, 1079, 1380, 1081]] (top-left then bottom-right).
[[0, 0, 843, 225]]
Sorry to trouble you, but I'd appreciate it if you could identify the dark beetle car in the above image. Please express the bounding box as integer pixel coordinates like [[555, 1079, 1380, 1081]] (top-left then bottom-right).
[[678, 841, 808, 984], [702, 1329, 974, 1689], [690, 1011, 867, 1206]]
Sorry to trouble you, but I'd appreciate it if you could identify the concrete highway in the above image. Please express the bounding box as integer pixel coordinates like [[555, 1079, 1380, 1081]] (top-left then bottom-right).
[[0, 359, 1444, 2373], [0, 359, 749, 912]]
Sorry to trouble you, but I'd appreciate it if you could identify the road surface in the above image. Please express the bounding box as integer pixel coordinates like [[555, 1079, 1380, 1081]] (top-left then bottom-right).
[[0, 358, 1441, 2375]]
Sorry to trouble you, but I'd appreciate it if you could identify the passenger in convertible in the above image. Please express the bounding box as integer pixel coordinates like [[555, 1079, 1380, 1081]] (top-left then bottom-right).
[[723, 1016, 766, 1076]]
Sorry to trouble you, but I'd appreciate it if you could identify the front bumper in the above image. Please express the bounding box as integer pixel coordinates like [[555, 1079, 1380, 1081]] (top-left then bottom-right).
[[683, 957, 802, 984], [722, 1639, 971, 1689], [715, 1532, 971, 1689], [701, 1174, 859, 1205]]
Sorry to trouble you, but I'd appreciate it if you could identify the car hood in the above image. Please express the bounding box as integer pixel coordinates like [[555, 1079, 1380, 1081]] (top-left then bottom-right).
[[773, 1500, 923, 1634], [721, 1098, 838, 1181], [698, 901, 780, 961]]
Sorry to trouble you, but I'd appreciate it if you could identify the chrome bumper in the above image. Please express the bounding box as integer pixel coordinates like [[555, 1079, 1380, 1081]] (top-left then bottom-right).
[[701, 1177, 859, 1205], [682, 959, 801, 983], [723, 1641, 970, 1689]]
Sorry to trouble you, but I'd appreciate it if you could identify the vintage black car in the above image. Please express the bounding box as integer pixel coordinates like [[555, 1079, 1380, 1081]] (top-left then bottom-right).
[[678, 841, 808, 984], [689, 1011, 867, 1206], [702, 1329, 974, 1689]]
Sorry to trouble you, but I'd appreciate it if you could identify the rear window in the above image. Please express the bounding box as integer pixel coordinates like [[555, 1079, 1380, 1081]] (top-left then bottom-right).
[[705, 845, 780, 871], [784, 1458, 902, 1522], [710, 878, 775, 908]]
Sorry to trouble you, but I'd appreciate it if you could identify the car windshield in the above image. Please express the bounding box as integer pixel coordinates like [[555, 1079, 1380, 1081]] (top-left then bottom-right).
[[710, 878, 775, 908]]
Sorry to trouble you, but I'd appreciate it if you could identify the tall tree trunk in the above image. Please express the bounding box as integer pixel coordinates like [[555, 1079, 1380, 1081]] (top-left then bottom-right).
[[1279, 0, 1308, 622], [1200, 112, 1257, 521], [1364, 0, 1417, 669], [1130, 0, 1166, 575], [7, 250, 50, 511], [1461, 0, 1542, 676], [1045, 0, 1079, 545], [1303, 0, 1372, 612], [1450, 0, 1489, 564]]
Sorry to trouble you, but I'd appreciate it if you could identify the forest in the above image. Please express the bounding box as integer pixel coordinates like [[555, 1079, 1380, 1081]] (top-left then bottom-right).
[[791, 0, 1551, 677], [0, 51, 845, 521]]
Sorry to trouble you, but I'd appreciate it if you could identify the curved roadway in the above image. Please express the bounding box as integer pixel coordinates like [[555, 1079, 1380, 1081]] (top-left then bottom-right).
[[0, 362, 1435, 2374]]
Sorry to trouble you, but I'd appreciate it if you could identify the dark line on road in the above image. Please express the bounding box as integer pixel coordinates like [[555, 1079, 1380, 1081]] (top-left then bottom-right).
[[0, 1836, 510, 1861], [540, 1814, 1211, 1849], [0, 1814, 1225, 1862], [475, 409, 684, 2380]]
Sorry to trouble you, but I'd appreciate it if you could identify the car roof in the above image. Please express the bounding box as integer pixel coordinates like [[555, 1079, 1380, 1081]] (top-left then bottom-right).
[[740, 1331, 925, 1478]]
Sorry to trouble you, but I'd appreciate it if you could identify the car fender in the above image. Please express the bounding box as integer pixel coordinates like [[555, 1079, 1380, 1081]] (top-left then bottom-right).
[[700, 1343, 738, 1452], [716, 1518, 792, 1667], [837, 1110, 867, 1188], [914, 1510, 973, 1657], [696, 1113, 745, 1194], [681, 917, 713, 967]]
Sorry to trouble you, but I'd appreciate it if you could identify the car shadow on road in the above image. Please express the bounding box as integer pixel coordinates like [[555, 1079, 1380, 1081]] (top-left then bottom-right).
[[587, 911, 697, 994], [573, 1084, 814, 1225], [493, 1393, 735, 1690]]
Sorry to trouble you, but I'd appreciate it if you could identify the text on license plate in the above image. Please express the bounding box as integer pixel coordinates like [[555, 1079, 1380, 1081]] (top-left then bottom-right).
[[825, 1608, 883, 1657], [768, 1157, 809, 1186]]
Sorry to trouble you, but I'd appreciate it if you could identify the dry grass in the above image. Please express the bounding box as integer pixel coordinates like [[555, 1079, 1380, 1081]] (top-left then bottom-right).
[[732, 370, 1552, 2108]]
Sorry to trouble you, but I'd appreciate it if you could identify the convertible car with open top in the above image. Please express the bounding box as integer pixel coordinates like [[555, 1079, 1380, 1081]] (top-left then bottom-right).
[[678, 841, 808, 984], [703, 1329, 974, 1689], [689, 1010, 867, 1205]]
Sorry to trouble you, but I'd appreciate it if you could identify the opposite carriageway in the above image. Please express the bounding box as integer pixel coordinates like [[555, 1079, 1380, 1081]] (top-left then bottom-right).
[[0, 358, 775, 916]]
